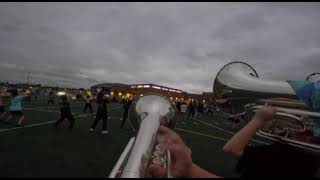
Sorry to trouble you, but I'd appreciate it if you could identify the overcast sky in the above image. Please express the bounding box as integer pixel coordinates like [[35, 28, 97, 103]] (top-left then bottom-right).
[[0, 2, 320, 93]]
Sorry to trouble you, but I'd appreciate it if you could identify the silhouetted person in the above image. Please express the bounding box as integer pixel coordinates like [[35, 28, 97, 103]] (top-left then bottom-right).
[[206, 102, 214, 117], [120, 99, 132, 129], [187, 102, 195, 119], [83, 95, 93, 113], [48, 91, 55, 105], [89, 98, 109, 134], [176, 101, 181, 113], [4, 89, 28, 126], [53, 95, 75, 131], [196, 102, 204, 119]]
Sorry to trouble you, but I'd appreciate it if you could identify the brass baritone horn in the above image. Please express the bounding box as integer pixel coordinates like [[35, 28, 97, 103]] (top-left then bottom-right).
[[213, 61, 320, 153], [109, 94, 178, 178]]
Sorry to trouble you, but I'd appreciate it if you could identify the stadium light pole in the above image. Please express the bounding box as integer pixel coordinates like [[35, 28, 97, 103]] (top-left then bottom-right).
[[27, 72, 30, 85]]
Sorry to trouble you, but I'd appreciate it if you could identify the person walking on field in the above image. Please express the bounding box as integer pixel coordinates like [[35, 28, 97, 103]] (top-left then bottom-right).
[[4, 89, 28, 127], [53, 95, 75, 131], [89, 97, 109, 134], [83, 95, 93, 113], [120, 99, 132, 129]]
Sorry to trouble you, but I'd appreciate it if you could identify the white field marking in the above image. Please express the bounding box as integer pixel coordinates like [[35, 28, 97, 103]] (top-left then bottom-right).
[[23, 104, 122, 113], [196, 119, 236, 135], [24, 106, 57, 109], [0, 114, 91, 133], [195, 119, 267, 144], [24, 102, 123, 110], [24, 108, 60, 113], [176, 128, 229, 142]]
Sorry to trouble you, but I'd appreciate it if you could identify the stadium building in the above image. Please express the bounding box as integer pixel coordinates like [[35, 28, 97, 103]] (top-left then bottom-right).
[[89, 83, 214, 104]]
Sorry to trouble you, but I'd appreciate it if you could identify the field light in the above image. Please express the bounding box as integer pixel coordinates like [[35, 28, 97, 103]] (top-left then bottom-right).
[[110, 92, 114, 95], [57, 91, 66, 96], [118, 92, 122, 96]]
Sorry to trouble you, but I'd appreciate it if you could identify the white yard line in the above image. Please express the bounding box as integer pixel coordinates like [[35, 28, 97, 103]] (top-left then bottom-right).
[[24, 106, 56, 109], [24, 104, 122, 113], [195, 119, 267, 144], [196, 119, 236, 135], [176, 128, 229, 142], [24, 108, 60, 113], [0, 114, 91, 133]]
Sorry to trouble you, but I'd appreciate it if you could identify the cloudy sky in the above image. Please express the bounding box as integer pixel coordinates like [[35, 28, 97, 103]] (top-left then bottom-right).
[[0, 2, 320, 93]]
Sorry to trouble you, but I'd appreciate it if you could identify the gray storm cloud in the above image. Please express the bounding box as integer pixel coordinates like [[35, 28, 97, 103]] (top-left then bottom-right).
[[0, 2, 320, 93]]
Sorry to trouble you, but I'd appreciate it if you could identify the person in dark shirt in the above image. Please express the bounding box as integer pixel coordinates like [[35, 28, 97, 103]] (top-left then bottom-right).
[[96, 89, 104, 105], [223, 105, 320, 177], [48, 91, 55, 105], [196, 102, 204, 119], [83, 95, 93, 113], [176, 101, 181, 113], [120, 99, 132, 129], [53, 95, 75, 131], [0, 89, 7, 120], [206, 102, 214, 117], [89, 98, 109, 134], [187, 102, 195, 119]]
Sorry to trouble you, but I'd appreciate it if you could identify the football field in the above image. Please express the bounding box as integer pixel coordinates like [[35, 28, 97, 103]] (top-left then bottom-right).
[[0, 96, 269, 178]]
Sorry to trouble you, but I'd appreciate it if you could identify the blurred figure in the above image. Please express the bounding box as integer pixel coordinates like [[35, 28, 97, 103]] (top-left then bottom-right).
[[181, 102, 188, 114], [206, 102, 214, 117], [215, 93, 244, 128], [48, 90, 55, 105], [176, 101, 181, 113], [89, 98, 109, 134], [83, 95, 93, 113], [120, 98, 132, 129], [0, 89, 7, 120], [121, 98, 126, 104], [53, 95, 75, 131], [95, 88, 104, 105], [4, 89, 28, 126], [196, 102, 204, 119], [187, 101, 195, 119], [35, 88, 40, 99], [223, 106, 319, 177]]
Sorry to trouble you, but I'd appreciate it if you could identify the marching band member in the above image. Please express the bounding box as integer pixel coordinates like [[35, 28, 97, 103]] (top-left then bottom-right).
[[223, 106, 319, 177]]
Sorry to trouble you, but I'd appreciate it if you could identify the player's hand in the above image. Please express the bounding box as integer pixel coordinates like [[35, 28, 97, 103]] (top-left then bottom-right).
[[253, 105, 276, 128], [145, 126, 193, 178]]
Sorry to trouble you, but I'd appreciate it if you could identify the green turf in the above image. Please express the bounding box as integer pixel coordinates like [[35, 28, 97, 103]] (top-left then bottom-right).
[[0, 96, 270, 178]]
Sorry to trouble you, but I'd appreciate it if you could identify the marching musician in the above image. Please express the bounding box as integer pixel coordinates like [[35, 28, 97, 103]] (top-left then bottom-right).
[[146, 105, 320, 178], [223, 105, 319, 177]]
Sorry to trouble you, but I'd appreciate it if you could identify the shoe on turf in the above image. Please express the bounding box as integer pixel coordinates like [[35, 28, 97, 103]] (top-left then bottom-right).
[[101, 130, 109, 134], [89, 128, 94, 133]]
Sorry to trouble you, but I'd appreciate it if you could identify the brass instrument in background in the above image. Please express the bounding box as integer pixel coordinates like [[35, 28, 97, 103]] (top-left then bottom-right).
[[213, 61, 320, 153], [109, 94, 178, 178], [306, 72, 320, 82]]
